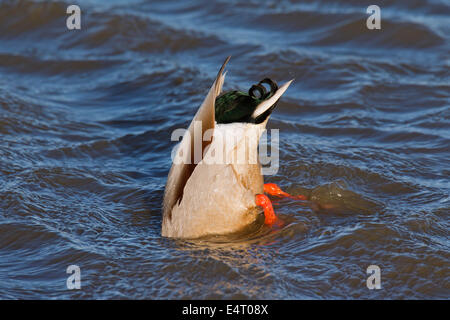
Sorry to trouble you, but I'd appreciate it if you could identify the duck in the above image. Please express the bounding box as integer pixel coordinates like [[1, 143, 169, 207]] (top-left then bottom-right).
[[162, 57, 302, 238]]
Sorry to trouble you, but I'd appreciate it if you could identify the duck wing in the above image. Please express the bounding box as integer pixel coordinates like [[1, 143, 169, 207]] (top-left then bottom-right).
[[163, 56, 230, 221]]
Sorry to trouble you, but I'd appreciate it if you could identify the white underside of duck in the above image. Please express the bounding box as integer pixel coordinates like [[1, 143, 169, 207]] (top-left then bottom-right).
[[162, 122, 266, 238]]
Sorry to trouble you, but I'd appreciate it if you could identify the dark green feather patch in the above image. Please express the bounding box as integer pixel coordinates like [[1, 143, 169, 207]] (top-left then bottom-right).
[[215, 78, 278, 124]]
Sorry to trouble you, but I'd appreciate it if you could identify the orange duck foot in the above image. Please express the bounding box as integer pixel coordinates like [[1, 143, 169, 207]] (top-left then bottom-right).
[[255, 194, 277, 225], [263, 183, 307, 201]]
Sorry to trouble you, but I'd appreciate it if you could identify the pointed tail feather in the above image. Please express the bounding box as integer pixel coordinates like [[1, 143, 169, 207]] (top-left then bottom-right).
[[251, 79, 294, 119]]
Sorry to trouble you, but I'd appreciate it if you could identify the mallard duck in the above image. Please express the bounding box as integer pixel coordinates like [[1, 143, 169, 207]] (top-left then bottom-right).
[[162, 57, 299, 238]]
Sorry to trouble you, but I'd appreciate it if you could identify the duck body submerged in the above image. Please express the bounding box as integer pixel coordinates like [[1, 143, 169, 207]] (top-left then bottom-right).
[[162, 122, 265, 238], [162, 57, 292, 238]]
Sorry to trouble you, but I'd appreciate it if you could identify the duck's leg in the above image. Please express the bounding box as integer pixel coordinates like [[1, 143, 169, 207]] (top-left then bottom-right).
[[264, 183, 307, 200], [255, 194, 276, 225]]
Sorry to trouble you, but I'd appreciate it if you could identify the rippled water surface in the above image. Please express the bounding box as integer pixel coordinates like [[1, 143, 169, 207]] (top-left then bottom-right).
[[0, 0, 449, 299]]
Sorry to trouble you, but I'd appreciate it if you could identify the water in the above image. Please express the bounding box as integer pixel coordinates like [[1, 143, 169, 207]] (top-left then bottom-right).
[[0, 0, 449, 299]]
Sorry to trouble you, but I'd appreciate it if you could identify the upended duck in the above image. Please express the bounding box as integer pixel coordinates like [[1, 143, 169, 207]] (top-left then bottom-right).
[[162, 57, 304, 238]]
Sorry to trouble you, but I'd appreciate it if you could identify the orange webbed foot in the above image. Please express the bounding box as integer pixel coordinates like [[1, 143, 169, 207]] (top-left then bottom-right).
[[263, 183, 307, 201], [255, 194, 277, 225]]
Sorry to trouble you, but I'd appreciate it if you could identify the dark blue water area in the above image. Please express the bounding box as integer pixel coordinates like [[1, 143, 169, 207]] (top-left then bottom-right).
[[0, 0, 448, 299]]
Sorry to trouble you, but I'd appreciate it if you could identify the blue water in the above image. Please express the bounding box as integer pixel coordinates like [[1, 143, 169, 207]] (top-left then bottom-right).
[[0, 0, 448, 299]]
